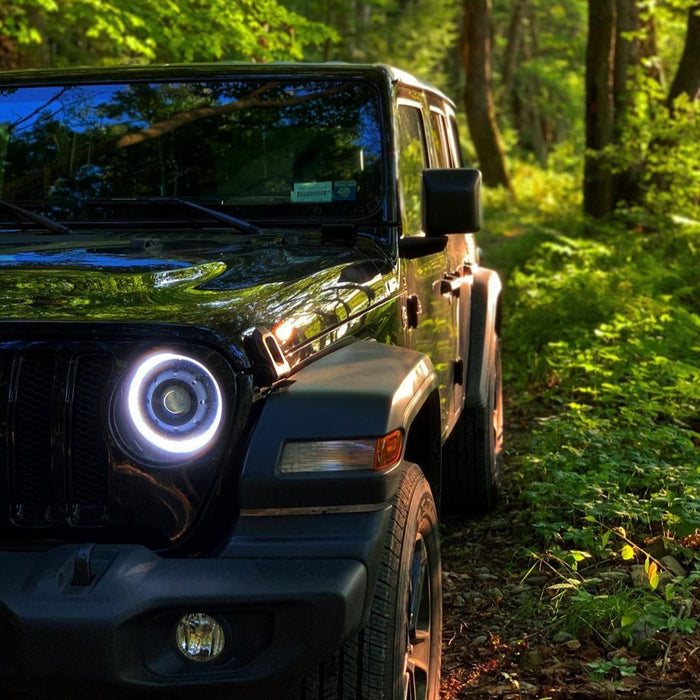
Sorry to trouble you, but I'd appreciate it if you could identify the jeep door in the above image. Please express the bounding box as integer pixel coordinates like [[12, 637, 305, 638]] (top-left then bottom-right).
[[396, 89, 469, 437]]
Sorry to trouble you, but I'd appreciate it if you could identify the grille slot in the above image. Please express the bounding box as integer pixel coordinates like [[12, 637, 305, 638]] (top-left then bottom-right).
[[68, 353, 114, 526], [2, 344, 114, 530], [10, 351, 55, 527]]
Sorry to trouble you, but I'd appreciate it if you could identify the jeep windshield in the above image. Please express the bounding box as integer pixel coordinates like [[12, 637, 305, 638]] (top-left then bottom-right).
[[0, 78, 384, 227]]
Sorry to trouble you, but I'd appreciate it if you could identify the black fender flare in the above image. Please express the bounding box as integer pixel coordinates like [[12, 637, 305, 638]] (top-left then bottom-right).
[[465, 267, 502, 409], [240, 340, 439, 510]]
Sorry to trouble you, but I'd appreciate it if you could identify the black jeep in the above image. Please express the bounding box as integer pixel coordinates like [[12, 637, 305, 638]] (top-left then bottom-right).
[[0, 63, 502, 699]]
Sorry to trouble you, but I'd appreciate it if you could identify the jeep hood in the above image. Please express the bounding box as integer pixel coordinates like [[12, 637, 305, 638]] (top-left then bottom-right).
[[0, 233, 393, 367]]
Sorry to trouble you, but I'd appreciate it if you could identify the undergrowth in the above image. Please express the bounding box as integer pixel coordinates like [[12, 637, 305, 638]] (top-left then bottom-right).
[[481, 153, 700, 671]]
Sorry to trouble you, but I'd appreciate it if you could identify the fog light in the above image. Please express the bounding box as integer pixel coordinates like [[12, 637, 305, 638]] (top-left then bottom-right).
[[175, 613, 225, 662]]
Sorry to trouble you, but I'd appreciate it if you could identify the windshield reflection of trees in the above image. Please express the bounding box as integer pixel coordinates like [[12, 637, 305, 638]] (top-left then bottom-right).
[[0, 80, 383, 222]]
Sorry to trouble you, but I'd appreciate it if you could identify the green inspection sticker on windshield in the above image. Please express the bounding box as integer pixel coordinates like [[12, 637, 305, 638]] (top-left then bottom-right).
[[291, 181, 357, 203], [333, 180, 357, 201]]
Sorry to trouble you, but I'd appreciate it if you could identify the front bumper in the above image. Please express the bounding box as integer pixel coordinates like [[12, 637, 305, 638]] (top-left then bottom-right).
[[0, 508, 389, 697]]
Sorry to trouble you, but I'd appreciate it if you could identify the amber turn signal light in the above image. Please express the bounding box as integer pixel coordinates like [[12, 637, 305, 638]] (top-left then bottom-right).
[[373, 430, 403, 471]]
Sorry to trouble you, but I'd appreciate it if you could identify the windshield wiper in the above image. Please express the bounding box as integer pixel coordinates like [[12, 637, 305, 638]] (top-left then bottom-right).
[[146, 197, 262, 235], [0, 199, 72, 234]]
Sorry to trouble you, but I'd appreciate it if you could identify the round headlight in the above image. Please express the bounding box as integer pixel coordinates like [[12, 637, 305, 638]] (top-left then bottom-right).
[[116, 351, 223, 462]]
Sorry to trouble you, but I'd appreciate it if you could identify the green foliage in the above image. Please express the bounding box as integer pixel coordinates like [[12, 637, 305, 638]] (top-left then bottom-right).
[[511, 225, 700, 539], [491, 0, 587, 161], [483, 158, 699, 662], [0, 0, 57, 47], [527, 543, 699, 661], [1, 0, 336, 67], [284, 0, 460, 91], [3, 0, 461, 91], [587, 657, 637, 683], [376, 0, 460, 88], [650, 0, 698, 74], [607, 70, 700, 220]]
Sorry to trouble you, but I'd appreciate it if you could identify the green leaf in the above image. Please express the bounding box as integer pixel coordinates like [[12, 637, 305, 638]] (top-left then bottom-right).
[[619, 663, 637, 677], [621, 614, 638, 627], [571, 550, 592, 562]]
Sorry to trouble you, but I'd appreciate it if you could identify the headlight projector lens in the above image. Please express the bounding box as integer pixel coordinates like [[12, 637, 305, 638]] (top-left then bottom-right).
[[116, 351, 223, 462]]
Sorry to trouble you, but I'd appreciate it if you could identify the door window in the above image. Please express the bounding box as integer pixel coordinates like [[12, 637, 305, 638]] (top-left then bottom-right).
[[429, 109, 449, 168], [397, 103, 428, 235], [447, 115, 464, 167]]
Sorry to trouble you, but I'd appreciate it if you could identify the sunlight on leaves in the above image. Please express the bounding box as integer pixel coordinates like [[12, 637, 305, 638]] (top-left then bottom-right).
[[647, 561, 660, 591]]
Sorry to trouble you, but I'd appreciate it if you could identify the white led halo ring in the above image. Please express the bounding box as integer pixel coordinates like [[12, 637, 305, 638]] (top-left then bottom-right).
[[126, 352, 223, 456]]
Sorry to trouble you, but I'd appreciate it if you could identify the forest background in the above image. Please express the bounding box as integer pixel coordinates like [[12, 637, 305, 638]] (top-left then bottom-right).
[[1, 1, 698, 697]]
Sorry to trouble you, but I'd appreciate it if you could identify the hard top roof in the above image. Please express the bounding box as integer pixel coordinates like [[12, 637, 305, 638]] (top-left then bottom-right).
[[0, 61, 453, 104]]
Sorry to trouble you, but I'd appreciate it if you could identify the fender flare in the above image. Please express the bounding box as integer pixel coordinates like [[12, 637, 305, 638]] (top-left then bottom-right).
[[465, 267, 502, 408], [240, 340, 439, 510]]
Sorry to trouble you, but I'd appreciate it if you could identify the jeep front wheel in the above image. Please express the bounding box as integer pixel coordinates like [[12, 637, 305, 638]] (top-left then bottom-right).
[[392, 465, 442, 700], [296, 463, 442, 699]]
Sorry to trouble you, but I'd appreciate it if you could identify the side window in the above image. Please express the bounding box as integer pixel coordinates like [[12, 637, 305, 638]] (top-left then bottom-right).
[[447, 115, 464, 167], [397, 103, 428, 235], [429, 110, 449, 168]]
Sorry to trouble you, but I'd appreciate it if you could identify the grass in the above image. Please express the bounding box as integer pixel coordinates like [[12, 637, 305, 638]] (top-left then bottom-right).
[[478, 152, 700, 659]]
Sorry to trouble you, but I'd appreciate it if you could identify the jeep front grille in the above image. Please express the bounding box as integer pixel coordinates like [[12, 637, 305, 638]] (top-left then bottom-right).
[[1, 345, 115, 530]]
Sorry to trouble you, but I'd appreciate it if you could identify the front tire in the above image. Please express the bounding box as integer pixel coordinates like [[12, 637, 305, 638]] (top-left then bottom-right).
[[296, 463, 442, 699]]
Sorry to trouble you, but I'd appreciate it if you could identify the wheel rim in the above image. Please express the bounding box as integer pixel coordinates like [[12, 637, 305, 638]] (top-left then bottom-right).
[[491, 341, 504, 472], [404, 533, 431, 700], [492, 375, 503, 455]]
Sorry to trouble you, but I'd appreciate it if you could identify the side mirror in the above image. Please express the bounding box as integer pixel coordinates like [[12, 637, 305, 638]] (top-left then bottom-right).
[[422, 168, 482, 235]]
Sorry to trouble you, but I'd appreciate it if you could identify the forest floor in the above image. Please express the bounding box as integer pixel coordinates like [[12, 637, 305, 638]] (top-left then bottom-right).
[[439, 406, 700, 700]]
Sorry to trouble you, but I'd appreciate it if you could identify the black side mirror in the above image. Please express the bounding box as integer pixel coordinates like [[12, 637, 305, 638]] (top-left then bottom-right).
[[422, 168, 482, 235]]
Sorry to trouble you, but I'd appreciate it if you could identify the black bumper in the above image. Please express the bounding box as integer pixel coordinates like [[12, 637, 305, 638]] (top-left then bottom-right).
[[0, 508, 389, 698]]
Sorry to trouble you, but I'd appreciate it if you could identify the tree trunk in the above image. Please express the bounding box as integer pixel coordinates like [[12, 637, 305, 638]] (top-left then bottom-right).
[[502, 0, 526, 97], [0, 35, 19, 71], [613, 0, 639, 122], [17, 7, 52, 68], [640, 12, 664, 85], [461, 0, 512, 191], [504, 0, 526, 153], [525, 5, 547, 164], [505, 2, 546, 164], [667, 3, 700, 107], [612, 0, 642, 207], [584, 0, 616, 218]]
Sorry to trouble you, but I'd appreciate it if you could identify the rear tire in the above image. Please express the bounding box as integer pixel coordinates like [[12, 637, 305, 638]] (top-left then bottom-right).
[[442, 335, 503, 515], [295, 463, 442, 699]]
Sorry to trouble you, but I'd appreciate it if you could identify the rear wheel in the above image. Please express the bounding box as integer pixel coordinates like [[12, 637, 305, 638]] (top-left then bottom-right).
[[296, 463, 442, 699], [442, 334, 503, 515]]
